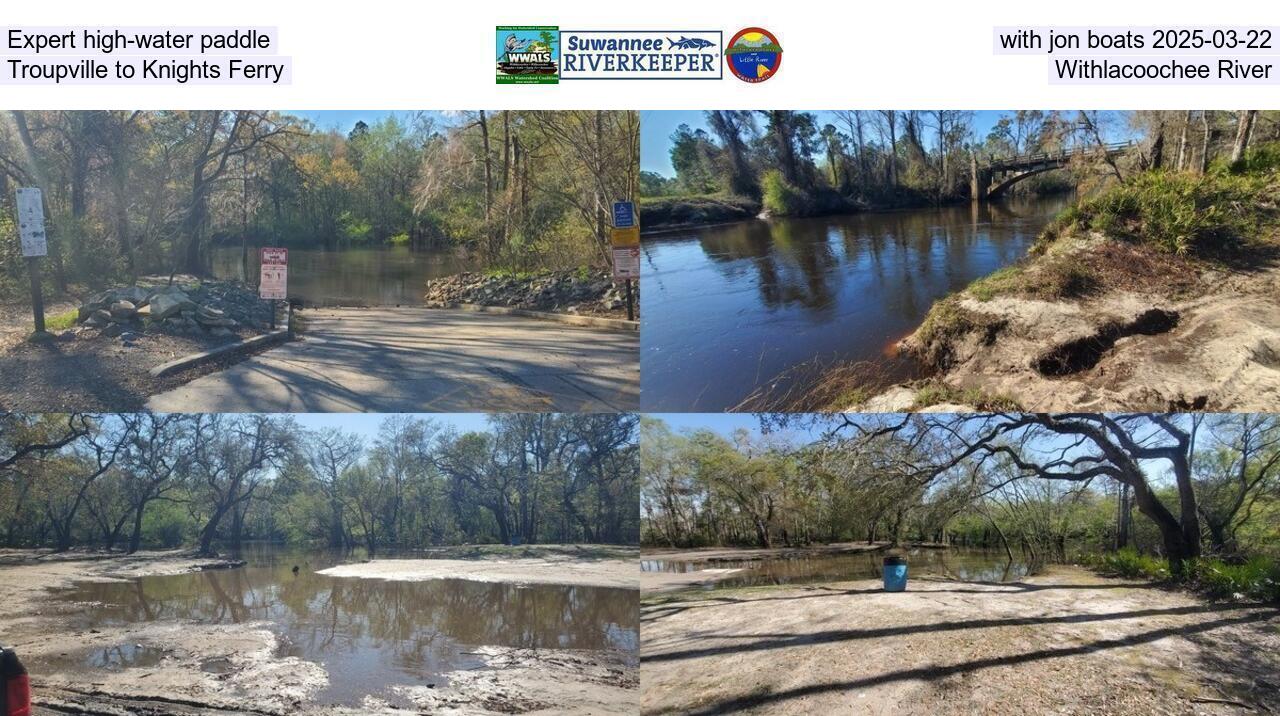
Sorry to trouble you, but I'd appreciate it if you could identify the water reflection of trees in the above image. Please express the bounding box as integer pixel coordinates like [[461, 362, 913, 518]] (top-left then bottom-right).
[[59, 567, 638, 673], [691, 201, 1067, 323]]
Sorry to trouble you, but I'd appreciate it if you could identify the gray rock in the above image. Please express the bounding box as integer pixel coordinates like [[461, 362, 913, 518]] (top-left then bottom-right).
[[151, 291, 195, 320], [116, 286, 149, 306], [102, 322, 124, 338], [110, 300, 138, 320]]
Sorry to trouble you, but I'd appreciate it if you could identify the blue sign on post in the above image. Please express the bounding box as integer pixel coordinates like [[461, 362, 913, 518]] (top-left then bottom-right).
[[613, 200, 636, 229]]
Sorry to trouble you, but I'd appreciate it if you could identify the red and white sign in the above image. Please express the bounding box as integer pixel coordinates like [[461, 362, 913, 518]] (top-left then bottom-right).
[[612, 246, 640, 280], [259, 247, 288, 300]]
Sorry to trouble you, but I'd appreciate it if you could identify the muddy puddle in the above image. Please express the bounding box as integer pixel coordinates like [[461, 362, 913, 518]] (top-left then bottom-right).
[[36, 545, 638, 707], [643, 547, 1033, 590]]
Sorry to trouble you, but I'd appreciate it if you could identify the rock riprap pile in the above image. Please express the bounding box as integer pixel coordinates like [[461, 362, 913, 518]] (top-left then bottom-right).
[[423, 270, 638, 318], [75, 279, 274, 340]]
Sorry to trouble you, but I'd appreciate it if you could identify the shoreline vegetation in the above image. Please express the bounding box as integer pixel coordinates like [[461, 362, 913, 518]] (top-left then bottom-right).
[[0, 110, 639, 308], [641, 414, 1280, 601], [639, 412, 1279, 713], [860, 140, 1280, 413], [640, 109, 1077, 233], [645, 110, 1280, 412]]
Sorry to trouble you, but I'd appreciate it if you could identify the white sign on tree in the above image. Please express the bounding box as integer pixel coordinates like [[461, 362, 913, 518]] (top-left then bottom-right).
[[15, 188, 47, 258]]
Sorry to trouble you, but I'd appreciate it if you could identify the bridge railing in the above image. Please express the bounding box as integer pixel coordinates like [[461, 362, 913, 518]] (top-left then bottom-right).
[[984, 140, 1135, 170]]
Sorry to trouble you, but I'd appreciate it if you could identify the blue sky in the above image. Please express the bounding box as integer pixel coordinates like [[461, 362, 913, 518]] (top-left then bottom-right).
[[291, 413, 492, 441], [640, 110, 1132, 177], [288, 110, 452, 134], [647, 413, 1177, 485]]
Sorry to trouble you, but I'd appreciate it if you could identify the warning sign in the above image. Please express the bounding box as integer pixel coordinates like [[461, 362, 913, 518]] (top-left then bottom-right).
[[612, 246, 640, 280], [610, 226, 640, 279], [610, 226, 640, 248], [15, 188, 47, 258], [259, 247, 288, 300]]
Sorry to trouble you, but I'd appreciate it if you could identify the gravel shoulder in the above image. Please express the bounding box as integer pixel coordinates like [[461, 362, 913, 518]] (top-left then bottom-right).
[[641, 565, 1280, 715]]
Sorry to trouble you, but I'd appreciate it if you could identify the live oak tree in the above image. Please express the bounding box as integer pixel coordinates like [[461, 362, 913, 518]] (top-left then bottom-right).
[[2, 413, 638, 552]]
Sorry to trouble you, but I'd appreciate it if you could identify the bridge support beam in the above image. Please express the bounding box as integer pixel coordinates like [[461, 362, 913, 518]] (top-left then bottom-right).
[[970, 164, 990, 201]]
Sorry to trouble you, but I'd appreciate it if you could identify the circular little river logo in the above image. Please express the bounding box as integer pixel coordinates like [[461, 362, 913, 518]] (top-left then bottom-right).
[[726, 28, 782, 82]]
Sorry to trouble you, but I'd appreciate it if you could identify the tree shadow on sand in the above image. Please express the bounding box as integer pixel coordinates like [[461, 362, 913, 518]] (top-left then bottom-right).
[[642, 580, 1157, 623], [656, 606, 1279, 715]]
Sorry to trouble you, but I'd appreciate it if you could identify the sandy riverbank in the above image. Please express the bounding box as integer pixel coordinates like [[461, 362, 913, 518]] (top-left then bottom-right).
[[318, 555, 639, 589], [0, 548, 639, 715], [641, 565, 1280, 715], [858, 229, 1280, 412]]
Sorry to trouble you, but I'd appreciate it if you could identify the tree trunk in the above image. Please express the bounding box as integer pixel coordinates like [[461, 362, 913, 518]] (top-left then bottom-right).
[[1230, 110, 1258, 165], [128, 503, 147, 554], [1176, 110, 1191, 171], [1200, 111, 1212, 174]]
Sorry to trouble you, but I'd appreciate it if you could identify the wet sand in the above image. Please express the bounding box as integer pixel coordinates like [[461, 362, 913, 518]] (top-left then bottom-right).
[[319, 555, 638, 589], [0, 548, 639, 715], [641, 566, 1280, 715]]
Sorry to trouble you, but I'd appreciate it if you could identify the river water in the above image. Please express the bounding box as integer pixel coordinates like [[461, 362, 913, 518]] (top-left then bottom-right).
[[211, 246, 478, 306], [639, 195, 1074, 411], [38, 545, 638, 707], [642, 547, 1032, 590]]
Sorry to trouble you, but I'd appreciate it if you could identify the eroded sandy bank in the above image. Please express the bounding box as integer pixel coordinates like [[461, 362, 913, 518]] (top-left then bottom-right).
[[860, 236, 1280, 412]]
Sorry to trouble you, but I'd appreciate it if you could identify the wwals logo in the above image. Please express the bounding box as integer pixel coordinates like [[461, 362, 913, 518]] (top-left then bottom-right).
[[496, 26, 559, 84]]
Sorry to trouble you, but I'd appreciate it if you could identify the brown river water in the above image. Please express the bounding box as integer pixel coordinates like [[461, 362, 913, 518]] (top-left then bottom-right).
[[35, 544, 638, 706]]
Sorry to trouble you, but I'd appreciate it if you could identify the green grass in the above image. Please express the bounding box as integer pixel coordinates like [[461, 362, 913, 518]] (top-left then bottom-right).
[[1083, 548, 1280, 603], [1044, 164, 1275, 256], [968, 266, 1025, 301], [1187, 556, 1280, 602], [911, 382, 1022, 411], [909, 296, 1007, 369], [482, 268, 543, 281], [639, 194, 760, 228], [44, 309, 79, 331], [1083, 547, 1171, 580]]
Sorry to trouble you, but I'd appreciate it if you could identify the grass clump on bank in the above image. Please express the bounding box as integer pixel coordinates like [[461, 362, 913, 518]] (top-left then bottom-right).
[[909, 296, 1007, 370], [910, 381, 1022, 411], [1043, 148, 1280, 257], [1084, 547, 1280, 603]]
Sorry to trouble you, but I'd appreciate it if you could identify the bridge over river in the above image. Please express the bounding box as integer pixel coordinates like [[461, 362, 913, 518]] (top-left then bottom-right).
[[971, 141, 1134, 200]]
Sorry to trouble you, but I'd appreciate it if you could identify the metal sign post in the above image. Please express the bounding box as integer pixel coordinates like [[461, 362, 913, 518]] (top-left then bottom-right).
[[259, 247, 288, 329], [15, 188, 48, 335]]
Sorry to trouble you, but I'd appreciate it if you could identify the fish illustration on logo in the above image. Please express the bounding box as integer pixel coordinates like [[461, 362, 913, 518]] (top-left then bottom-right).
[[667, 36, 716, 50], [725, 27, 782, 83]]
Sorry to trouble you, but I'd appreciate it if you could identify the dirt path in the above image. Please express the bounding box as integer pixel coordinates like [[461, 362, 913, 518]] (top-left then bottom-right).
[[0, 299, 77, 351], [641, 566, 1280, 715]]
